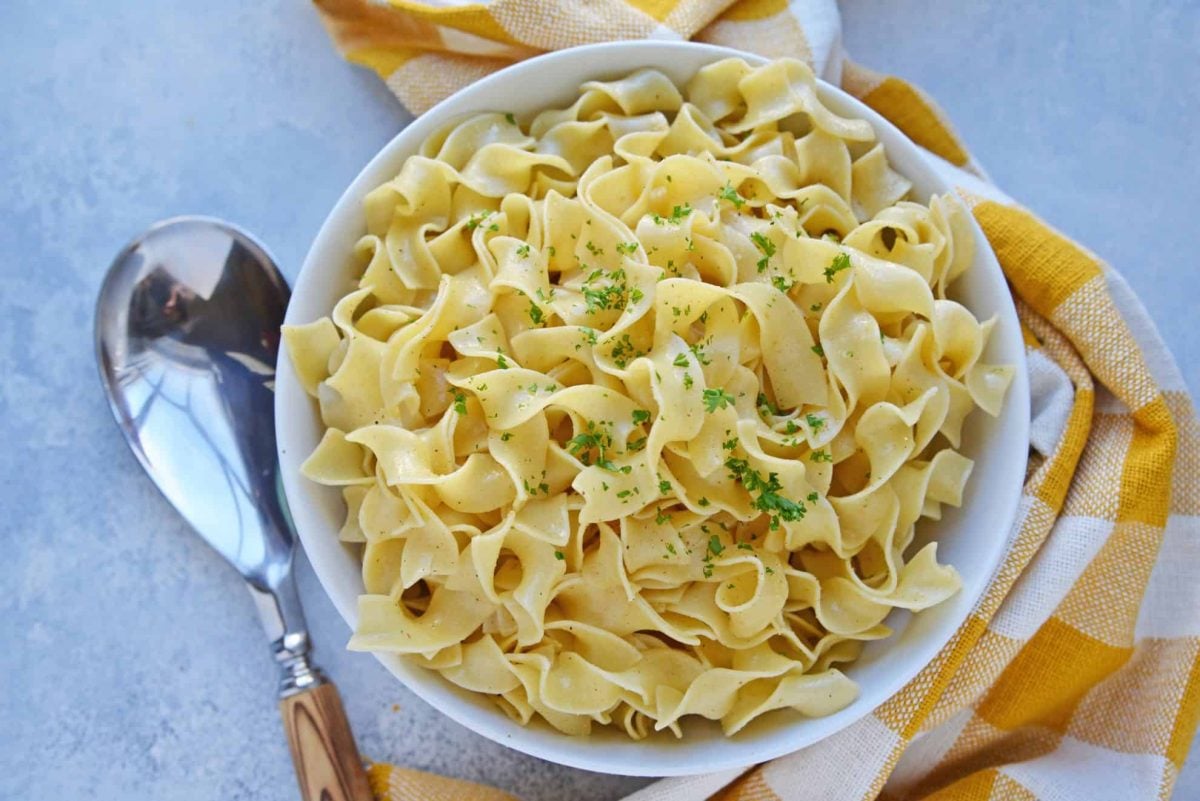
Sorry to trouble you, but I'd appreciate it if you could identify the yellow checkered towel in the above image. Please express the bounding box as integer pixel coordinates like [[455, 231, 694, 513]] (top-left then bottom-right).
[[313, 1, 1200, 798]]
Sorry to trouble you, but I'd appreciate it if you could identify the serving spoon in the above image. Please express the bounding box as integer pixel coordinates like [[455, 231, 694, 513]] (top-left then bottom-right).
[[95, 216, 373, 801]]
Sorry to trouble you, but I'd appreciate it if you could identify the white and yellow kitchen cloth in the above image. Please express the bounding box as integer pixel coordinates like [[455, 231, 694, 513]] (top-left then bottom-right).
[[311, 1, 1200, 798]]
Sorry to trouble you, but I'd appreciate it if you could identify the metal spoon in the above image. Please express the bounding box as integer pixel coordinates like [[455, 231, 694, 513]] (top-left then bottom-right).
[[95, 216, 373, 801]]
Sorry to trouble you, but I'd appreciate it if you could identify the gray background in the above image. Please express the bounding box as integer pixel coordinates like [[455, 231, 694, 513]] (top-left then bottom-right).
[[1, 1, 1196, 799]]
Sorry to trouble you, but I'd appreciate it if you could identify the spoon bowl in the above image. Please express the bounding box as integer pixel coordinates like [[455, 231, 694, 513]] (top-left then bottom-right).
[[96, 216, 292, 591]]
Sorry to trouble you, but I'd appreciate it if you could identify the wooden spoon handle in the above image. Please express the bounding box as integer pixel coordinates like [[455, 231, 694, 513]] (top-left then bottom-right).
[[279, 682, 374, 801]]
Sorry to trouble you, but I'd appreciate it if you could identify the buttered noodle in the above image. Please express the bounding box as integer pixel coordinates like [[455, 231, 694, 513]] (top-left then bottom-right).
[[286, 58, 1013, 738]]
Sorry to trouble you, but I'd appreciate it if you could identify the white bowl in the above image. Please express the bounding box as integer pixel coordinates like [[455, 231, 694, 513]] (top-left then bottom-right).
[[277, 40, 1030, 777]]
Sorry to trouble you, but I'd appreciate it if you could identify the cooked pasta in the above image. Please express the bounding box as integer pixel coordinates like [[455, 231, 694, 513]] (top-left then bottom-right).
[[285, 57, 1014, 738]]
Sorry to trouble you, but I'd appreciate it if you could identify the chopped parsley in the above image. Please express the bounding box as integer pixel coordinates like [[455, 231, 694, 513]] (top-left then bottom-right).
[[698, 497, 711, 507], [656, 509, 672, 525], [632, 409, 651, 425], [585, 240, 604, 257], [756, 392, 781, 417], [824, 252, 851, 283], [811, 344, 825, 358], [567, 420, 613, 467], [522, 478, 550, 496], [771, 274, 795, 293], [452, 391, 467, 416], [703, 388, 735, 412], [688, 342, 712, 365], [725, 457, 807, 531], [722, 437, 739, 451], [627, 436, 647, 452], [809, 449, 834, 463], [658, 479, 672, 495], [554, 550, 565, 560], [652, 203, 693, 225], [707, 534, 725, 557], [718, 181, 746, 210], [581, 268, 634, 314], [465, 211, 492, 231], [616, 241, 638, 255], [496, 353, 510, 369], [805, 413, 825, 433], [516, 243, 531, 258], [750, 231, 776, 273], [504, 112, 517, 125], [528, 302, 544, 326], [500, 432, 513, 442], [673, 353, 690, 368], [683, 372, 694, 390], [608, 333, 643, 368], [583, 284, 624, 313]]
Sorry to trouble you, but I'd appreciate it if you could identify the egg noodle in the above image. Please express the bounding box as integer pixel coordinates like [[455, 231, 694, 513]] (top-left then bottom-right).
[[285, 58, 1014, 738]]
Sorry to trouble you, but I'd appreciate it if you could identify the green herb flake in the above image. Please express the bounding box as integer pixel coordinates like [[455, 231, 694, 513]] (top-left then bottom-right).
[[658, 479, 672, 495], [824, 252, 852, 283], [750, 231, 776, 273], [805, 413, 825, 432], [504, 112, 517, 125], [632, 409, 651, 425], [725, 457, 808, 531], [702, 388, 735, 413], [496, 353, 510, 369], [708, 535, 724, 557], [452, 391, 467, 416], [809, 450, 834, 463], [683, 372, 694, 390], [718, 181, 746, 210], [500, 432, 513, 442], [616, 241, 638, 255], [673, 353, 690, 367], [528, 302, 544, 326], [554, 550, 565, 560], [811, 344, 824, 358]]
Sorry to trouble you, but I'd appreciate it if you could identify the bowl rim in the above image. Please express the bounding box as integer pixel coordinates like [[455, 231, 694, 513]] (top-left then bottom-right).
[[277, 39, 1031, 777]]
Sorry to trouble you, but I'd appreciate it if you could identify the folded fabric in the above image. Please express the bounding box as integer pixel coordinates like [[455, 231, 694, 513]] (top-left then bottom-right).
[[313, 2, 1200, 798]]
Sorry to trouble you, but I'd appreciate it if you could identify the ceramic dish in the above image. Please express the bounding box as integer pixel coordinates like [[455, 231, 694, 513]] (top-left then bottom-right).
[[276, 40, 1030, 777]]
